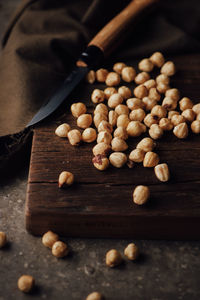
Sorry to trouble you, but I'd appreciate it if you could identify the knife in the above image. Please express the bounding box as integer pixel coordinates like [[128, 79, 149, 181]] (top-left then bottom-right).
[[27, 0, 158, 127]]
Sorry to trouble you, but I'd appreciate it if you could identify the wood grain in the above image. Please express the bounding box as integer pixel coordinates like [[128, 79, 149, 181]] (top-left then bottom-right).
[[26, 54, 200, 239]]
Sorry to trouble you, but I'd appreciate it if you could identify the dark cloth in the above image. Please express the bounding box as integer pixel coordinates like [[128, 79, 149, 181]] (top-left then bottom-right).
[[0, 0, 200, 166]]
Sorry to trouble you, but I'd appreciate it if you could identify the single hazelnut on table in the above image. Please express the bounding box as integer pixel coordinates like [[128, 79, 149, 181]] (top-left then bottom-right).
[[126, 121, 146, 137], [179, 97, 193, 111], [68, 129, 82, 146], [144, 114, 159, 128], [151, 105, 167, 119], [138, 58, 154, 72], [149, 124, 164, 140], [133, 185, 150, 205], [115, 104, 129, 115], [93, 113, 107, 128], [94, 103, 108, 115], [124, 243, 139, 260], [55, 123, 71, 137], [91, 89, 105, 104], [159, 118, 173, 131], [148, 88, 161, 102], [86, 291, 104, 300], [192, 103, 200, 115], [143, 151, 159, 167], [121, 66, 136, 82], [181, 109, 196, 123], [161, 61, 176, 76], [129, 148, 145, 163], [114, 126, 128, 140], [191, 120, 200, 134], [106, 249, 123, 267], [142, 97, 157, 111], [98, 120, 113, 134], [18, 275, 35, 293], [117, 114, 130, 128], [162, 97, 177, 111], [129, 108, 146, 122], [156, 74, 169, 85], [86, 70, 96, 84], [126, 98, 144, 110], [111, 137, 128, 152], [108, 110, 118, 127], [113, 62, 126, 74], [143, 79, 156, 90], [58, 171, 74, 188], [97, 131, 112, 145], [77, 114, 92, 129], [109, 152, 127, 168], [105, 72, 120, 86], [92, 155, 109, 171], [133, 84, 148, 99], [135, 72, 150, 85], [71, 102, 86, 118], [118, 86, 132, 99], [136, 137, 156, 152], [104, 87, 117, 100], [52, 241, 69, 258], [108, 93, 123, 108], [165, 88, 180, 101], [154, 163, 170, 182], [96, 68, 108, 82], [0, 231, 7, 248], [149, 51, 165, 68], [93, 143, 111, 156], [42, 231, 59, 248], [82, 128, 97, 143], [173, 122, 188, 139]]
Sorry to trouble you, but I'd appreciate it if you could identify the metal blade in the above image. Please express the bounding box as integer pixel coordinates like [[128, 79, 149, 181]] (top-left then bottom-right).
[[26, 66, 89, 127]]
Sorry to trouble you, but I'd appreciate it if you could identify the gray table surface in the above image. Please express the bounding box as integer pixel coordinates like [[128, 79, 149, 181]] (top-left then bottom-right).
[[0, 1, 200, 299]]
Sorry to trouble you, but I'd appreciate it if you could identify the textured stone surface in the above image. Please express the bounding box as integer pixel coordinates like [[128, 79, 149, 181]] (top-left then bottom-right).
[[0, 1, 200, 299]]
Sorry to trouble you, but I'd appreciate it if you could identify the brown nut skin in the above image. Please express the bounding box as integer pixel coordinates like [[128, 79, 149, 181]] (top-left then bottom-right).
[[71, 102, 87, 118], [42, 231, 59, 248], [0, 231, 7, 248], [91, 89, 105, 104], [18, 275, 35, 293], [154, 163, 170, 182], [173, 122, 188, 139], [106, 249, 123, 267], [133, 185, 150, 205], [124, 243, 139, 260], [58, 171, 74, 188], [121, 66, 136, 82], [52, 241, 69, 258], [151, 105, 167, 119], [68, 129, 82, 146], [92, 155, 110, 171], [105, 72, 120, 86], [143, 152, 159, 167], [86, 291, 104, 300], [162, 97, 178, 111], [98, 120, 113, 134], [191, 120, 200, 134], [144, 114, 159, 128]]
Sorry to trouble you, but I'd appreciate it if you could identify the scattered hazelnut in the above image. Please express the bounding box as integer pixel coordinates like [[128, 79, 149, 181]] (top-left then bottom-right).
[[192, 103, 200, 115], [108, 110, 118, 127], [86, 291, 104, 300], [181, 109, 196, 122], [179, 97, 193, 111], [52, 241, 69, 258], [71, 102, 86, 118], [191, 120, 200, 134], [133, 185, 150, 205], [143, 79, 156, 90], [117, 114, 130, 128], [111, 137, 128, 152], [143, 151, 159, 167], [126, 121, 146, 137], [129, 148, 145, 163], [136, 137, 155, 152], [142, 97, 157, 111], [86, 70, 96, 84], [82, 128, 97, 143], [58, 171, 74, 188], [96, 68, 108, 82], [157, 83, 170, 94], [173, 122, 188, 139], [105, 72, 120, 86], [113, 62, 126, 74], [118, 86, 132, 99], [55, 123, 71, 137], [115, 104, 129, 115], [121, 66, 136, 82], [93, 143, 111, 156], [148, 88, 161, 102], [133, 84, 148, 99], [149, 124, 164, 140], [109, 152, 127, 168], [106, 249, 123, 267], [154, 163, 170, 182], [159, 118, 173, 131], [92, 155, 109, 171], [108, 93, 123, 108], [104, 87, 117, 100], [162, 97, 177, 111], [94, 103, 108, 115], [197, 114, 200, 121], [171, 114, 185, 126], [68, 129, 82, 146], [0, 231, 7, 248], [149, 52, 165, 67], [161, 61, 175, 76], [42, 231, 59, 248], [91, 89, 105, 104], [114, 126, 128, 140], [93, 113, 107, 128], [165, 88, 180, 101], [97, 131, 112, 144], [151, 105, 167, 119], [77, 114, 92, 129], [18, 275, 35, 293], [126, 98, 144, 110], [129, 108, 146, 122], [124, 243, 139, 260], [144, 113, 159, 127], [138, 58, 154, 72], [168, 111, 179, 120], [135, 72, 150, 84], [156, 74, 169, 85], [98, 120, 113, 133]]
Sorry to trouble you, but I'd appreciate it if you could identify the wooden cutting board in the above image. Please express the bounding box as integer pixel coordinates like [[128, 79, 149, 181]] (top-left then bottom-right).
[[25, 54, 200, 239]]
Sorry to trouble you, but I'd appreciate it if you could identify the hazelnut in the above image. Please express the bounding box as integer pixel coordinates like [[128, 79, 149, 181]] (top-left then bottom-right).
[[129, 108, 146, 122], [105, 72, 120, 86], [144, 113, 159, 127], [68, 129, 82, 146], [126, 98, 144, 110], [181, 109, 195, 122], [86, 291, 104, 300], [18, 275, 35, 293], [113, 126, 128, 140], [129, 148, 145, 163], [77, 114, 92, 129], [117, 114, 130, 128], [133, 84, 148, 99], [71, 102, 86, 118], [58, 171, 74, 188], [165, 88, 180, 101], [115, 104, 129, 115], [149, 124, 164, 140], [93, 113, 107, 128], [97, 131, 112, 144], [151, 105, 167, 119], [143, 79, 156, 90], [171, 114, 185, 126], [191, 120, 200, 134], [179, 97, 193, 111], [52, 241, 69, 258], [91, 89, 105, 104], [159, 118, 173, 131], [133, 185, 150, 205], [157, 83, 170, 94], [104, 87, 117, 100], [148, 88, 161, 102], [109, 152, 127, 168], [124, 243, 139, 260], [113, 62, 126, 74], [142, 97, 157, 111], [93, 143, 111, 156], [82, 128, 97, 143], [161, 61, 176, 76], [138, 58, 154, 72], [108, 110, 118, 127], [111, 137, 128, 152], [143, 151, 159, 167], [154, 163, 170, 182], [106, 249, 123, 267], [136, 137, 155, 152], [162, 97, 177, 111], [118, 86, 132, 99], [92, 155, 109, 171], [0, 231, 7, 248], [94, 103, 108, 115], [149, 52, 165, 67], [42, 231, 59, 248], [173, 122, 188, 139], [96, 68, 108, 82], [55, 123, 71, 137], [192, 103, 200, 115], [168, 111, 179, 120], [86, 70, 96, 84], [197, 114, 200, 121], [121, 66, 136, 82], [156, 74, 169, 85], [135, 72, 150, 84], [126, 121, 146, 137], [108, 93, 123, 108], [98, 120, 113, 133]]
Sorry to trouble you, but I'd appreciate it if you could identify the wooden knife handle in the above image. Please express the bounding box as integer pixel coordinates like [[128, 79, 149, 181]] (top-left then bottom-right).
[[88, 0, 158, 56]]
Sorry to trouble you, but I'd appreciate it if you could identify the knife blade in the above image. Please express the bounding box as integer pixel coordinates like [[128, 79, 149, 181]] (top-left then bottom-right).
[[26, 0, 158, 127]]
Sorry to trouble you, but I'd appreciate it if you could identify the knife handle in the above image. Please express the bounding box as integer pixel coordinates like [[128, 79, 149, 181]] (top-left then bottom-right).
[[77, 0, 158, 67]]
